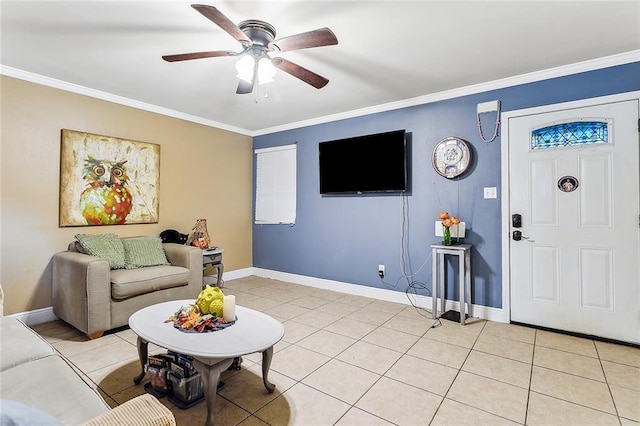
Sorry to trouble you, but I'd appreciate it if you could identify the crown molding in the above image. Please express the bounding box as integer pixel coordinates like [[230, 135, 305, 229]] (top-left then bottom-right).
[[0, 65, 253, 136], [3, 50, 638, 138], [253, 49, 640, 136]]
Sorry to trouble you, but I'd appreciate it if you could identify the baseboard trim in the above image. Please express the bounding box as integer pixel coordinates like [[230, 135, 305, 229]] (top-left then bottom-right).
[[7, 306, 58, 326], [204, 267, 254, 286], [251, 268, 506, 323], [221, 267, 254, 282], [15, 267, 504, 326]]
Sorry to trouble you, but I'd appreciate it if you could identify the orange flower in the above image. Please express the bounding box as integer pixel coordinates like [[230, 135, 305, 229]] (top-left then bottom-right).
[[438, 211, 460, 227]]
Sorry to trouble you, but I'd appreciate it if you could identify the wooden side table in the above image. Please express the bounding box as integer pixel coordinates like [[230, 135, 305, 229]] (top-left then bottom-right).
[[431, 243, 472, 325], [203, 247, 224, 287]]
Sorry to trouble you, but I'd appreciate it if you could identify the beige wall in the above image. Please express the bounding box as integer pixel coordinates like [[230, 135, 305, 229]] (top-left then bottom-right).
[[0, 76, 253, 315]]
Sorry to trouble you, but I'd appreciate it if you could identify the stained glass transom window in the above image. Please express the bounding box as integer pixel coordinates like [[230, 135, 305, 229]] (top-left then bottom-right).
[[531, 121, 609, 150]]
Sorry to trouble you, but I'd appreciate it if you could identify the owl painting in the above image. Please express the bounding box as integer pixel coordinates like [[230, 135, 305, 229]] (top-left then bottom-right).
[[79, 156, 133, 225], [59, 129, 160, 227]]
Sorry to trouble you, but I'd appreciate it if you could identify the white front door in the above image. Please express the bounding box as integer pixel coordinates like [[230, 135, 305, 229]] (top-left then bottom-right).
[[507, 97, 640, 344]]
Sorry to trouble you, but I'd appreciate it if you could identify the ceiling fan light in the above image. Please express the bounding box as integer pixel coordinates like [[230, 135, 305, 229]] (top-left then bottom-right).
[[257, 57, 276, 84], [235, 55, 255, 83]]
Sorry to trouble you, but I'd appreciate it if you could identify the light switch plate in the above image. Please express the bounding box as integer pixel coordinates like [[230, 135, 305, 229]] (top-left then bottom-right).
[[484, 187, 497, 199]]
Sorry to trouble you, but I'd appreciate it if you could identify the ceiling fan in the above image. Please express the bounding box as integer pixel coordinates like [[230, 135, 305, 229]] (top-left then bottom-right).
[[162, 4, 338, 94]]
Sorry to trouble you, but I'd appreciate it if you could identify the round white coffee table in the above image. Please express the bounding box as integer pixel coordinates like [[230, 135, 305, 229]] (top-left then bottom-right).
[[129, 299, 284, 426]]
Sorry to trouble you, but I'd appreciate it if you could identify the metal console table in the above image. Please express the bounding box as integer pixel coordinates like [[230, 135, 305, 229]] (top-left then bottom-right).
[[431, 243, 472, 325]]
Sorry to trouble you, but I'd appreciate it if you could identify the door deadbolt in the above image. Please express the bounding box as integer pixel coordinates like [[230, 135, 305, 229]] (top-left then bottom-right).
[[512, 214, 522, 228]]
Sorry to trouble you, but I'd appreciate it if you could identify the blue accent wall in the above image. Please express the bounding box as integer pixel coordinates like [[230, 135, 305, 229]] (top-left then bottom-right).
[[253, 62, 640, 309]]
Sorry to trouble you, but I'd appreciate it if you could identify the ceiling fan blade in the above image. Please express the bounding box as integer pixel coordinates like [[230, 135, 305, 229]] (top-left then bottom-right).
[[191, 4, 251, 45], [272, 58, 329, 89], [162, 51, 233, 62], [269, 28, 338, 52]]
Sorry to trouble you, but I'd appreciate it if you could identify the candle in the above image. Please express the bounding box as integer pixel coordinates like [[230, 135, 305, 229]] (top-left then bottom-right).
[[223, 295, 236, 322]]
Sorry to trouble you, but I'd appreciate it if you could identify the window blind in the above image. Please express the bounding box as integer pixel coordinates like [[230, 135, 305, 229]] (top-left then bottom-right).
[[254, 144, 297, 225]]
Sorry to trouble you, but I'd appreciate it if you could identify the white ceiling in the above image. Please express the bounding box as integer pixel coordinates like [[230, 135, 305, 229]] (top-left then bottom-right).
[[2, 1, 639, 135]]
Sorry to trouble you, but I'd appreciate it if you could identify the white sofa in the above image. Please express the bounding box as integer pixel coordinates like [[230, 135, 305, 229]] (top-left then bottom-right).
[[0, 316, 176, 425]]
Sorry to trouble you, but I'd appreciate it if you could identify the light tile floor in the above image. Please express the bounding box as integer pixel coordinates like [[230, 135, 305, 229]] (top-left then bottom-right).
[[32, 276, 640, 425]]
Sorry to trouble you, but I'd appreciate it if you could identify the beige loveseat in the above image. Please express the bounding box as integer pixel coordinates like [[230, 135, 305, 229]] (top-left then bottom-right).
[[53, 236, 203, 339], [0, 316, 176, 425]]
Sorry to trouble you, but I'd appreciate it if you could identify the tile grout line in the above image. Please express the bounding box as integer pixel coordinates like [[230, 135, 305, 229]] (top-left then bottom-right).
[[33, 278, 639, 425], [427, 320, 505, 425], [522, 328, 538, 426], [331, 307, 445, 426], [593, 338, 623, 423], [266, 298, 437, 424]]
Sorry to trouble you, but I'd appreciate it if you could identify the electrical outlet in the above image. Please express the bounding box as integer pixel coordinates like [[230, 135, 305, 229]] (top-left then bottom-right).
[[484, 187, 497, 199], [378, 264, 385, 278]]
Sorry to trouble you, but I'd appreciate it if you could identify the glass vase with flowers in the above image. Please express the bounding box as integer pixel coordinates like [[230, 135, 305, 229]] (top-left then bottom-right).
[[437, 211, 460, 246]]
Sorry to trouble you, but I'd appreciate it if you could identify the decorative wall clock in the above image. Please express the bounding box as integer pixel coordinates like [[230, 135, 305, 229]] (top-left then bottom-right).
[[432, 137, 472, 179]]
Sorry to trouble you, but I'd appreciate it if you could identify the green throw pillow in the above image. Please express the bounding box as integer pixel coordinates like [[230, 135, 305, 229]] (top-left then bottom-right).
[[75, 233, 126, 269], [122, 237, 169, 269]]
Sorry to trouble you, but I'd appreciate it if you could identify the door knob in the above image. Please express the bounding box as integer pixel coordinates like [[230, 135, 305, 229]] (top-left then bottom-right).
[[512, 230, 533, 241]]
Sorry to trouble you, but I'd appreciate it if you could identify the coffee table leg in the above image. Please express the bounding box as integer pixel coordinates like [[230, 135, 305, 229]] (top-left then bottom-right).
[[262, 346, 276, 393], [194, 358, 233, 426], [133, 336, 148, 384]]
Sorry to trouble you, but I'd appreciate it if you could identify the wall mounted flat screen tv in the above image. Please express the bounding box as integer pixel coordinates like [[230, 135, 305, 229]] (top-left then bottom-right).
[[319, 129, 408, 194]]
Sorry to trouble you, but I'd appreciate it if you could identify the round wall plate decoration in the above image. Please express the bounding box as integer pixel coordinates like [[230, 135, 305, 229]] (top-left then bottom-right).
[[558, 176, 579, 192], [432, 137, 472, 178]]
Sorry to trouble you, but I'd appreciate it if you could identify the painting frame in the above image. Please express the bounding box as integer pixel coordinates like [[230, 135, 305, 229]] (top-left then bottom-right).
[[59, 129, 160, 227]]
